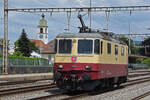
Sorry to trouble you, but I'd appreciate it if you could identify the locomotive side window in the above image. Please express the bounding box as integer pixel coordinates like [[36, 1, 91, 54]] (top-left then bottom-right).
[[121, 47, 124, 56], [59, 39, 72, 54], [78, 40, 93, 54], [55, 39, 58, 53], [101, 41, 103, 54], [115, 45, 118, 55], [94, 39, 100, 54], [107, 43, 111, 54]]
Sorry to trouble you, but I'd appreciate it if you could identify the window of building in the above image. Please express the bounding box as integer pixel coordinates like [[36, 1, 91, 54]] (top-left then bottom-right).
[[59, 39, 72, 54], [78, 40, 93, 54], [101, 41, 103, 54], [107, 43, 111, 54], [94, 39, 100, 54], [40, 28, 43, 33], [121, 47, 125, 56], [115, 45, 118, 55]]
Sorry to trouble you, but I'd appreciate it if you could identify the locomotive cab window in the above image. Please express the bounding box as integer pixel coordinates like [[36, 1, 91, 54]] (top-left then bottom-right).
[[115, 45, 118, 55], [78, 40, 93, 54], [59, 39, 72, 54], [94, 39, 100, 54], [121, 47, 125, 56], [107, 43, 111, 54]]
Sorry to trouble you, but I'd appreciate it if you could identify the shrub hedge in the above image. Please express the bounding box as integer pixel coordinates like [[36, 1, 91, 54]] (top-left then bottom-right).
[[0, 54, 49, 66], [143, 57, 150, 69]]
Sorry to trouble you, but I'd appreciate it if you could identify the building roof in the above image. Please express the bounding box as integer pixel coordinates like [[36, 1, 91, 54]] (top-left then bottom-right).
[[29, 39, 46, 49], [41, 40, 55, 54]]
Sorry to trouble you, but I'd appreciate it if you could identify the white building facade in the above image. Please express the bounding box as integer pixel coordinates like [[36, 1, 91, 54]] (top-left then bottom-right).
[[37, 14, 48, 44]]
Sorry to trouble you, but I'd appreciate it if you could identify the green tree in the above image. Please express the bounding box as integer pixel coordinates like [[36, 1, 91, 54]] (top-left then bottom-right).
[[118, 36, 139, 54], [14, 29, 39, 57], [139, 37, 150, 56], [30, 42, 40, 53], [12, 51, 23, 57]]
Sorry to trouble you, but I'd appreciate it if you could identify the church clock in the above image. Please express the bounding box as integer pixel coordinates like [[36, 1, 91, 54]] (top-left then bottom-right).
[[39, 34, 43, 39]]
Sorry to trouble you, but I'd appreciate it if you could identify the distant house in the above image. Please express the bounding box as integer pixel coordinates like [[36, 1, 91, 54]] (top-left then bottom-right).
[[29, 39, 56, 64], [29, 39, 46, 57], [41, 40, 55, 65], [29, 39, 46, 50]]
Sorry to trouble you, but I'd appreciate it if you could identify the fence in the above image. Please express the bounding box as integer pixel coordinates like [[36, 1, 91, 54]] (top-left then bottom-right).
[[128, 64, 148, 70], [0, 58, 50, 66], [0, 57, 53, 74]]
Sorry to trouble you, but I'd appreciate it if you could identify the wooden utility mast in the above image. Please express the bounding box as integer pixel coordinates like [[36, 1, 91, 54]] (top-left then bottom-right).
[[3, 0, 8, 74]]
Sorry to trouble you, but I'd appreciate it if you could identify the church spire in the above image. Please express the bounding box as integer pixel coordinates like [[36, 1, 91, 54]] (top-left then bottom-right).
[[37, 14, 48, 44], [42, 13, 45, 19]]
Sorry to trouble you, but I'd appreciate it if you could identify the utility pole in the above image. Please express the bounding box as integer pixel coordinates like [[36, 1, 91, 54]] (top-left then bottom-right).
[[3, 0, 8, 74], [145, 45, 147, 55], [128, 23, 131, 54], [89, 0, 92, 28]]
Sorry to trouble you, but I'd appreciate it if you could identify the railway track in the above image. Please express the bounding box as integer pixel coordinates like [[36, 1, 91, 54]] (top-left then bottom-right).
[[128, 73, 150, 78], [1, 70, 150, 100], [129, 70, 150, 73], [28, 76, 150, 100], [29, 93, 67, 100], [132, 91, 150, 100], [0, 79, 51, 87], [0, 84, 57, 97], [62, 77, 150, 100]]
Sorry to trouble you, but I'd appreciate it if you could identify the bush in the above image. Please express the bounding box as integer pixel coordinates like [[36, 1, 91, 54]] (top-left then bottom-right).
[[136, 58, 144, 64], [0, 55, 49, 66], [143, 57, 150, 69], [12, 51, 23, 57]]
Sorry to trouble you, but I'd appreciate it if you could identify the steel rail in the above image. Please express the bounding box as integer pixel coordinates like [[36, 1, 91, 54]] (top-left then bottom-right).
[[29, 93, 67, 100], [132, 91, 150, 100], [0, 84, 56, 97], [128, 73, 150, 78], [0, 79, 51, 87], [129, 70, 150, 73]]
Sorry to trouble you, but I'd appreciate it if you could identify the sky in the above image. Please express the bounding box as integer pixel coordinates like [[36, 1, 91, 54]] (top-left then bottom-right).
[[1, 0, 150, 45]]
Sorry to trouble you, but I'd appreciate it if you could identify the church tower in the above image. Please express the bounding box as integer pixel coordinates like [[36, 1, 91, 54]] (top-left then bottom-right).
[[37, 14, 48, 44]]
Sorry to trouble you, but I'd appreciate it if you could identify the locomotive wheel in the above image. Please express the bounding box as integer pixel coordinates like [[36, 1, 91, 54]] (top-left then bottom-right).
[[117, 83, 121, 87]]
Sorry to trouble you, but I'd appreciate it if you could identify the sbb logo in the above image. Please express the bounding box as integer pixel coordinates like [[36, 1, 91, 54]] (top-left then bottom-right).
[[71, 56, 77, 63]]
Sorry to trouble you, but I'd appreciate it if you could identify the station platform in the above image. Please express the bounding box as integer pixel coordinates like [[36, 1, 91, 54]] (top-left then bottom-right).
[[0, 73, 53, 82]]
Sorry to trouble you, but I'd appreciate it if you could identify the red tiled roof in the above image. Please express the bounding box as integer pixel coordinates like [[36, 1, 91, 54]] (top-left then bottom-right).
[[41, 40, 55, 54], [29, 39, 46, 49]]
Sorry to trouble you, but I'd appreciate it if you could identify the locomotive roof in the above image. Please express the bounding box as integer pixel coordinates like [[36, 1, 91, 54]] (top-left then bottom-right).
[[56, 32, 103, 38], [56, 32, 126, 45]]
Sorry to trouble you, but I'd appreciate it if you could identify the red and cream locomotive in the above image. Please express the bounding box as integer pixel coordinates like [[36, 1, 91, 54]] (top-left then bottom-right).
[[54, 15, 128, 91]]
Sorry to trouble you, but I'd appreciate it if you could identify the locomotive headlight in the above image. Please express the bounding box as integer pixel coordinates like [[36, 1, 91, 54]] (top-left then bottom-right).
[[58, 65, 64, 69], [85, 65, 91, 70]]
